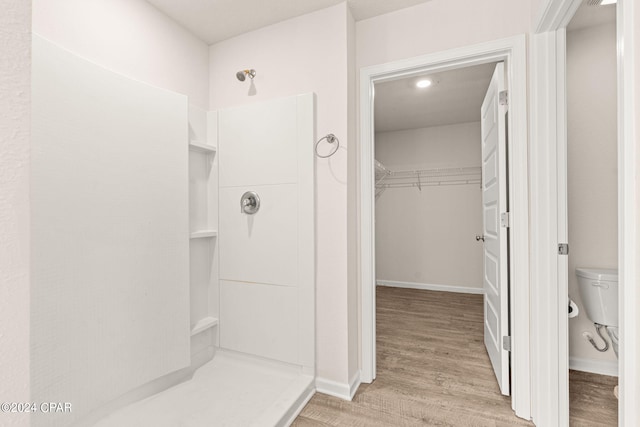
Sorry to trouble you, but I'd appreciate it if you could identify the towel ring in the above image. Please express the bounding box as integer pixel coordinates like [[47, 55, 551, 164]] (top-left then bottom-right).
[[315, 134, 339, 158]]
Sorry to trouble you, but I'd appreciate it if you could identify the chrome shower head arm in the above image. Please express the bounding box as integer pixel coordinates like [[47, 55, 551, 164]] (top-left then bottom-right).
[[236, 69, 256, 81]]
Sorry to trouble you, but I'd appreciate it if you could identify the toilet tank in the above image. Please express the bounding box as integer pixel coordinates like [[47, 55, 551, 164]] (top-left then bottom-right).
[[576, 268, 618, 327]]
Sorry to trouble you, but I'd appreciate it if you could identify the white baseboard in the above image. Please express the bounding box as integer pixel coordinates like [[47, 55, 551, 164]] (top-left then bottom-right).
[[569, 357, 618, 377], [316, 371, 361, 401], [377, 280, 484, 295], [349, 371, 361, 400], [275, 376, 315, 427]]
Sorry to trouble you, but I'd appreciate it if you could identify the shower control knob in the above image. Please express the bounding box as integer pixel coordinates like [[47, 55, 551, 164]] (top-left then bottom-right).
[[240, 191, 260, 215]]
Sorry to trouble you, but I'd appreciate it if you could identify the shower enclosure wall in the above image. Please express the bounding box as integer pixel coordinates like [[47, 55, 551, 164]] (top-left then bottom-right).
[[31, 36, 316, 427], [218, 95, 315, 371], [31, 35, 191, 427]]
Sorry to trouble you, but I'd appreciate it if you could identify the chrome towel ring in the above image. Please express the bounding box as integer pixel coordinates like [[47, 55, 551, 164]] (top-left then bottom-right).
[[315, 134, 339, 158]]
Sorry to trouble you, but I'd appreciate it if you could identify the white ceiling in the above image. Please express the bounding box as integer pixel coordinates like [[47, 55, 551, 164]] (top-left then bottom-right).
[[374, 63, 497, 133], [146, 0, 433, 44], [568, 2, 616, 31]]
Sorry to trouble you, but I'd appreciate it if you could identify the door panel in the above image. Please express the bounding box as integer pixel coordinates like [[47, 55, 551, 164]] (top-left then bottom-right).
[[481, 62, 510, 396]]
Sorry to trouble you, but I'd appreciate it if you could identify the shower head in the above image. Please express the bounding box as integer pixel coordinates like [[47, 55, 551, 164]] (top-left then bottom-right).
[[236, 69, 256, 81]]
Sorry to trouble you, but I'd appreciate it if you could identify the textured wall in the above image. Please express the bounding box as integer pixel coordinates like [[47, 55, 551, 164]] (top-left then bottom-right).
[[0, 0, 31, 426]]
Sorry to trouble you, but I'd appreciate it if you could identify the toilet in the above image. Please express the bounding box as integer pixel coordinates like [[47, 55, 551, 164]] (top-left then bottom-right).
[[575, 268, 619, 357]]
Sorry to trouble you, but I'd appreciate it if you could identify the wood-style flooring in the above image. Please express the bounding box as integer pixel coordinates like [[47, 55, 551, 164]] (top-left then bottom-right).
[[294, 287, 532, 426], [293, 287, 618, 426], [570, 369, 617, 426]]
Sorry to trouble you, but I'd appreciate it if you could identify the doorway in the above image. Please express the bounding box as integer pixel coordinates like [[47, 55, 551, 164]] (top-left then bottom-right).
[[565, 2, 619, 425], [374, 61, 511, 395], [530, 0, 638, 424], [359, 35, 531, 419]]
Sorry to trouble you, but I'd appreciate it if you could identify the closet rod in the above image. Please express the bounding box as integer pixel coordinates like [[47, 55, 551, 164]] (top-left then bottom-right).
[[377, 179, 481, 189], [385, 166, 481, 178]]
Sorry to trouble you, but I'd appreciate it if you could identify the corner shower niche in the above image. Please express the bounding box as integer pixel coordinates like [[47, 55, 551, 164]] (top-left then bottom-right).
[[188, 105, 220, 366]]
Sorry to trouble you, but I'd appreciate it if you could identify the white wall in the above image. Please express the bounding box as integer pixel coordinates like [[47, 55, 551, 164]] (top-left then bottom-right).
[[356, 0, 532, 69], [375, 123, 483, 289], [566, 21, 618, 367], [530, 0, 548, 30], [32, 0, 209, 108], [0, 1, 31, 426], [209, 3, 357, 390]]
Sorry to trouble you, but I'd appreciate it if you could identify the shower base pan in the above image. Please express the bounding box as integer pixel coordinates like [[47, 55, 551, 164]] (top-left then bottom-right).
[[94, 352, 315, 427]]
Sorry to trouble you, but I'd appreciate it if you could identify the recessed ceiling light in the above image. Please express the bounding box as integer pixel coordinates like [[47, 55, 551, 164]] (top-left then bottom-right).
[[416, 79, 432, 89], [600, 0, 617, 4]]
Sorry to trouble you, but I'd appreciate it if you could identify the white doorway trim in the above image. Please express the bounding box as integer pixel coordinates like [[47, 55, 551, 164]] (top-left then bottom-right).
[[359, 35, 531, 420], [531, 0, 638, 425]]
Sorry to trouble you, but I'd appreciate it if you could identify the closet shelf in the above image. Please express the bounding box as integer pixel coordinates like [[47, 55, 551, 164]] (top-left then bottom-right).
[[375, 166, 481, 198], [190, 316, 219, 336], [378, 179, 481, 189], [190, 230, 218, 239], [375, 159, 391, 176], [189, 141, 217, 154]]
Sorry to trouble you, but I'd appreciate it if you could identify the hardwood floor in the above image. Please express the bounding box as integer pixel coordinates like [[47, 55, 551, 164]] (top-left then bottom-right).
[[293, 287, 618, 426], [293, 287, 533, 426], [569, 370, 617, 426]]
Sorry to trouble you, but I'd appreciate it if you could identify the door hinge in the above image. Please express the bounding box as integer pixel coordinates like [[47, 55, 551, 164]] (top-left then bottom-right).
[[558, 243, 569, 255], [503, 336, 512, 352], [500, 212, 510, 228], [499, 90, 509, 106]]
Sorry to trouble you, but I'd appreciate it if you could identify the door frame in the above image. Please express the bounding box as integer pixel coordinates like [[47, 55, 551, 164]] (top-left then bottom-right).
[[359, 34, 531, 419], [531, 0, 637, 425]]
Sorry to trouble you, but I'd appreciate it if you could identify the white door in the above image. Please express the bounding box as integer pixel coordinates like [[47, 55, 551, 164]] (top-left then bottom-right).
[[481, 62, 510, 396]]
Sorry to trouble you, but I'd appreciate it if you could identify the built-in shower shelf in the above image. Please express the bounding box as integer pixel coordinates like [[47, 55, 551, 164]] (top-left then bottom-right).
[[190, 230, 218, 239], [190, 316, 219, 336], [189, 141, 217, 154]]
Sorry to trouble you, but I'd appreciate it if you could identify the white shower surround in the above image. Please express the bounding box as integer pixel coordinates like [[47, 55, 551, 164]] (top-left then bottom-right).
[[94, 94, 317, 426], [31, 36, 190, 426], [208, 3, 357, 393], [218, 94, 316, 371]]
